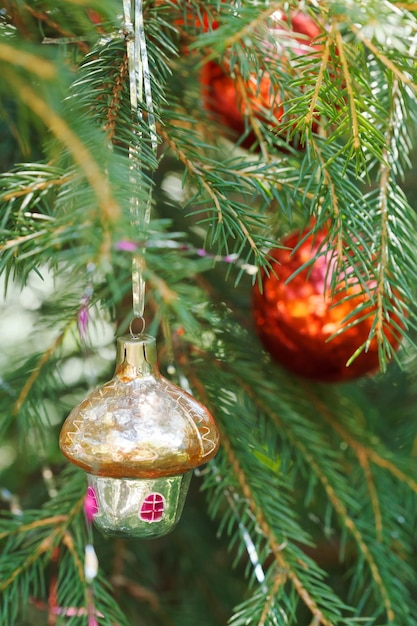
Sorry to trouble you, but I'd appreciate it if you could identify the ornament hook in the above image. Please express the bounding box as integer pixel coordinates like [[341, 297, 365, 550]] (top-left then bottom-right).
[[129, 315, 146, 338]]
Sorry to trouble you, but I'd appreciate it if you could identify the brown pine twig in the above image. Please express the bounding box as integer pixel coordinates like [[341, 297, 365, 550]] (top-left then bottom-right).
[[333, 28, 360, 150], [258, 568, 287, 625], [305, 22, 333, 126], [159, 125, 260, 254], [0, 530, 59, 592], [0, 515, 68, 540], [23, 4, 89, 53], [12, 327, 69, 416], [349, 24, 417, 92], [104, 53, 130, 142], [62, 531, 85, 582], [307, 390, 417, 495], [2, 174, 73, 202]]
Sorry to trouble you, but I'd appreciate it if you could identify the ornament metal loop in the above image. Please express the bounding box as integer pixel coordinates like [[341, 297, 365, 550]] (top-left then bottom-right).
[[129, 315, 146, 337]]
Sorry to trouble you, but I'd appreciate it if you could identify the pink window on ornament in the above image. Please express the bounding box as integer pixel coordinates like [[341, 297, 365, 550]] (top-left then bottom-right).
[[84, 486, 99, 522], [139, 493, 165, 522]]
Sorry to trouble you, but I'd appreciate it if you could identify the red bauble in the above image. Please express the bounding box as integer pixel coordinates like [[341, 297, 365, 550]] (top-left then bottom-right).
[[86, 9, 102, 25], [168, 0, 218, 52], [173, 10, 218, 32], [252, 226, 401, 382], [200, 11, 322, 149]]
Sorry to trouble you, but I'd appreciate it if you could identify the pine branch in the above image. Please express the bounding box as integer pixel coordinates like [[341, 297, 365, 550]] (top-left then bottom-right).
[[0, 493, 83, 599], [179, 312, 417, 624], [333, 28, 360, 151], [305, 388, 417, 495], [1, 174, 72, 203], [216, 1, 284, 52], [237, 377, 395, 622], [235, 71, 270, 160], [349, 23, 417, 91], [23, 4, 90, 53], [14, 78, 120, 223], [304, 22, 333, 127], [160, 125, 263, 258], [12, 325, 69, 417], [220, 431, 335, 626], [0, 469, 131, 626], [183, 349, 354, 624], [0, 516, 68, 541], [0, 41, 56, 79], [104, 52, 129, 141], [2, 3, 417, 625]]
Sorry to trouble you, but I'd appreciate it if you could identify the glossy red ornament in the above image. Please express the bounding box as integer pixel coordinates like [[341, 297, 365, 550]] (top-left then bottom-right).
[[86, 9, 102, 25], [252, 226, 401, 382], [173, 9, 218, 32], [200, 11, 322, 149], [166, 0, 218, 53]]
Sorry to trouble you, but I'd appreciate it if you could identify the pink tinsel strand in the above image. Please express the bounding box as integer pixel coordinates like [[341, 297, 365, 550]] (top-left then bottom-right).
[[52, 607, 104, 618], [115, 239, 138, 252], [77, 305, 89, 341]]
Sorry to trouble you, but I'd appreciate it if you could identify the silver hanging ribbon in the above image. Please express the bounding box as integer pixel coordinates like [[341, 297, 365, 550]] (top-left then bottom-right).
[[123, 0, 157, 327]]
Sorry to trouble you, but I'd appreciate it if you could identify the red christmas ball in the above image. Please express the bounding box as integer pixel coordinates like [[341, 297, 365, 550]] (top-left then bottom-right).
[[200, 11, 322, 149], [173, 10, 218, 32], [168, 0, 218, 53], [86, 9, 102, 25], [252, 225, 401, 382]]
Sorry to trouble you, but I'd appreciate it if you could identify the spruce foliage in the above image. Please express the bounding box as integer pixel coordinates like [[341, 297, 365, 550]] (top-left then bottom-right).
[[1, 1, 417, 624]]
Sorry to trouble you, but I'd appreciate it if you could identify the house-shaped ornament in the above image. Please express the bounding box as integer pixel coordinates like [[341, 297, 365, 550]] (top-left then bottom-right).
[[60, 334, 220, 538]]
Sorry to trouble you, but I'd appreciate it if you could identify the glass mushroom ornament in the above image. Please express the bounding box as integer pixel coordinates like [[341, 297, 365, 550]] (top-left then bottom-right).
[[60, 333, 220, 538]]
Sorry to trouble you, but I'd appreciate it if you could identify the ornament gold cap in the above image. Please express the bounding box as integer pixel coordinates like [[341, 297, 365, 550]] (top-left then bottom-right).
[[115, 334, 157, 378]]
